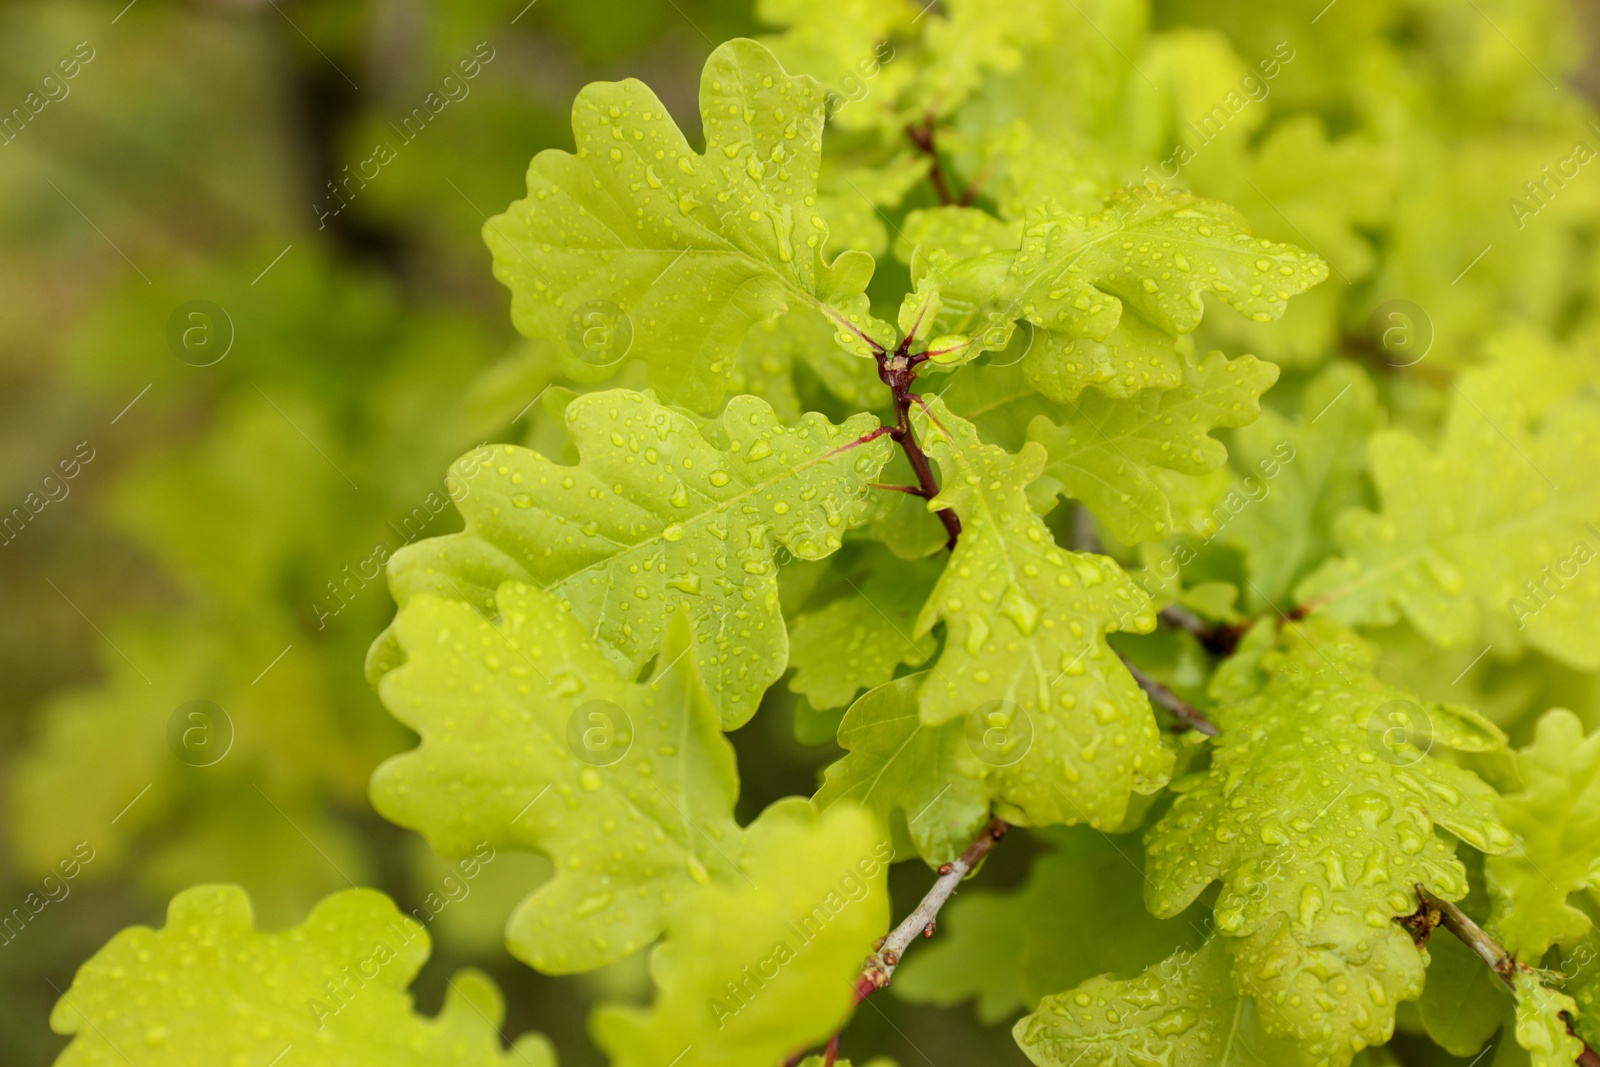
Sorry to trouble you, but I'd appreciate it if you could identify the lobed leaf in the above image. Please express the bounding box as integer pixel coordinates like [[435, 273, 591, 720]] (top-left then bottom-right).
[[1487, 709, 1600, 958], [1028, 349, 1279, 544], [912, 187, 1327, 401], [376, 389, 892, 728], [911, 396, 1172, 829], [1145, 619, 1512, 1065], [373, 587, 740, 974], [1298, 356, 1600, 670], [485, 39, 886, 412], [592, 799, 890, 1067], [50, 886, 553, 1067], [814, 674, 990, 866], [1014, 938, 1300, 1067]]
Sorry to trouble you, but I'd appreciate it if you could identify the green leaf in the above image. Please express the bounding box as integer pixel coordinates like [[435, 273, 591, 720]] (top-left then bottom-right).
[[1565, 935, 1600, 1048], [378, 389, 892, 728], [895, 825, 1206, 1024], [485, 39, 885, 412], [50, 885, 553, 1067], [1297, 358, 1600, 670], [1187, 118, 1396, 369], [591, 799, 891, 1067], [1028, 349, 1279, 544], [756, 0, 914, 102], [982, 122, 1116, 220], [815, 154, 929, 258], [907, 0, 1068, 123], [1512, 970, 1585, 1067], [1144, 619, 1513, 1065], [1008, 185, 1326, 333], [911, 396, 1173, 829], [913, 187, 1327, 401], [1217, 362, 1380, 609], [1014, 937, 1302, 1067], [1189, 115, 1396, 283], [1018, 316, 1188, 405], [373, 586, 740, 974], [787, 553, 942, 710], [896, 206, 1024, 265], [1417, 927, 1510, 1057], [1487, 709, 1600, 958], [935, 356, 1063, 453], [732, 307, 883, 425], [815, 674, 990, 866]]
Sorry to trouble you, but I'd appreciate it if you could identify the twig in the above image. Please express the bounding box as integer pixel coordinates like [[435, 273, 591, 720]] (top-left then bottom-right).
[[855, 817, 1008, 1000], [906, 118, 956, 206], [1157, 604, 1248, 657], [876, 344, 961, 550], [1117, 652, 1219, 736], [781, 820, 1008, 1066], [957, 158, 990, 207], [1411, 887, 1600, 1067]]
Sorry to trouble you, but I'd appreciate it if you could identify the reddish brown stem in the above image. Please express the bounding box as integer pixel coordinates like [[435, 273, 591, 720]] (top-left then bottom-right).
[[1158, 605, 1249, 657], [906, 119, 956, 206], [956, 159, 990, 207], [877, 344, 961, 550]]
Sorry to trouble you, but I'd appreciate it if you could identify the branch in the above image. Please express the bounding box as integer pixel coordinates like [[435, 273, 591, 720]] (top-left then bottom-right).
[[1117, 652, 1219, 736], [905, 119, 956, 206], [893, 410, 960, 550], [781, 820, 1008, 1066], [876, 347, 960, 550], [1410, 886, 1600, 1067], [1157, 604, 1248, 657], [856, 818, 1009, 1000]]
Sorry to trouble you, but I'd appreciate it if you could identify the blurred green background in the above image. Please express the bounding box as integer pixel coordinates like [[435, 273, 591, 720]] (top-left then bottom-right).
[[2, 0, 1599, 1064]]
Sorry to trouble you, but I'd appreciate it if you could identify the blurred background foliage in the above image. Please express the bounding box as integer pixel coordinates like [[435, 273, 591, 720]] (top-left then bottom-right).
[[2, 0, 1599, 1064]]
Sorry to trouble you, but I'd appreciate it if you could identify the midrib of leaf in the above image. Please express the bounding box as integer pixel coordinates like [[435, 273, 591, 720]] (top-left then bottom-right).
[[1219, 993, 1247, 1067], [1041, 403, 1169, 503], [481, 611, 733, 881], [841, 707, 929, 806], [994, 206, 1243, 326], [548, 430, 880, 593], [554, 189, 867, 348], [1309, 484, 1599, 611], [958, 384, 1034, 420]]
